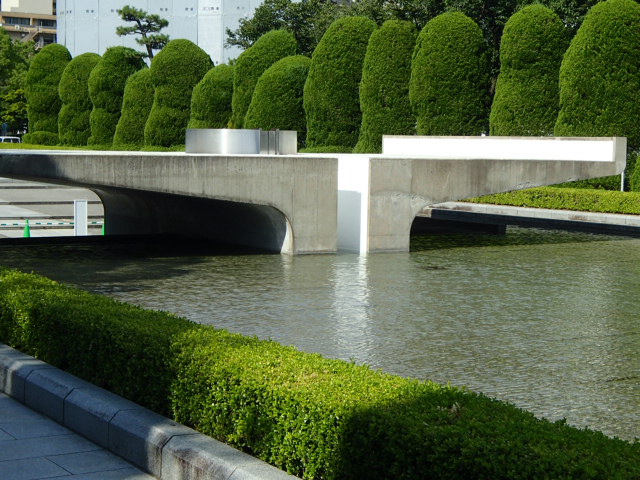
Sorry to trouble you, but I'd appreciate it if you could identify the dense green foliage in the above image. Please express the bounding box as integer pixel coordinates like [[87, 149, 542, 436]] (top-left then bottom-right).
[[0, 269, 192, 414], [227, 0, 598, 80], [555, 0, 640, 188], [113, 68, 154, 149], [188, 64, 235, 129], [58, 53, 101, 146], [470, 186, 640, 214], [354, 20, 417, 153], [244, 55, 310, 145], [410, 12, 490, 135], [303, 17, 376, 151], [490, 5, 567, 136], [144, 39, 212, 147], [632, 158, 640, 192], [87, 47, 145, 147], [23, 43, 71, 145], [228, 30, 298, 129], [1, 268, 639, 479], [226, 0, 340, 56], [116, 5, 170, 59], [0, 27, 34, 134]]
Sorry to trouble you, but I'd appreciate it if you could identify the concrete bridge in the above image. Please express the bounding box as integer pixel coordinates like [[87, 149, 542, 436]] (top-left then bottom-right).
[[0, 136, 626, 254]]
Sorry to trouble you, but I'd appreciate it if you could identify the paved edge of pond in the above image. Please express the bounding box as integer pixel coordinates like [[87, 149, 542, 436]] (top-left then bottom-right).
[[0, 343, 300, 480], [422, 202, 640, 236]]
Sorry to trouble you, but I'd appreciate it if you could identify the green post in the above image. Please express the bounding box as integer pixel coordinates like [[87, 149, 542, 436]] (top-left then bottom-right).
[[23, 219, 30, 238]]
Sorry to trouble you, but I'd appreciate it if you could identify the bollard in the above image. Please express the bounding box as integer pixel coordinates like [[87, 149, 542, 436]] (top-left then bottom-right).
[[23, 219, 30, 238]]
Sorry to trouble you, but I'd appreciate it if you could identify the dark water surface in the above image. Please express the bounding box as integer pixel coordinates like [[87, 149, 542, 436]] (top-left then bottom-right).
[[1, 227, 638, 441]]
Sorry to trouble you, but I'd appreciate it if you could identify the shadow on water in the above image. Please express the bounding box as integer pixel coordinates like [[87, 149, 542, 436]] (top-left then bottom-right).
[[0, 235, 270, 291], [410, 226, 622, 252]]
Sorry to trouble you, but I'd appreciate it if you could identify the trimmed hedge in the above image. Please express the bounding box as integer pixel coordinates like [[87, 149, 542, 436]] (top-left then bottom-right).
[[144, 39, 213, 147], [1, 268, 639, 479], [244, 55, 310, 146], [58, 52, 101, 146], [23, 43, 71, 145], [354, 20, 417, 154], [489, 5, 568, 136], [188, 64, 235, 129], [87, 47, 145, 147], [303, 17, 376, 152], [228, 30, 298, 129], [468, 186, 640, 215], [555, 0, 640, 189], [113, 68, 154, 149], [0, 269, 192, 415], [410, 12, 491, 136]]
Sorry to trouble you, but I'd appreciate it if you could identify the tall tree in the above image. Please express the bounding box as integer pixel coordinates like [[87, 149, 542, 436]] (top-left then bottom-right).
[[410, 11, 491, 135], [0, 27, 34, 134], [555, 0, 640, 189], [303, 16, 377, 151], [116, 5, 169, 59], [490, 5, 568, 136]]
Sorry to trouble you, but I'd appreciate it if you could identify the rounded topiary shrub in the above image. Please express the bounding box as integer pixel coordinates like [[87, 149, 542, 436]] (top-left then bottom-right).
[[244, 55, 311, 147], [113, 68, 154, 149], [228, 30, 298, 129], [490, 5, 568, 136], [87, 47, 146, 146], [410, 12, 491, 136], [58, 52, 101, 146], [354, 20, 417, 154], [23, 43, 71, 145], [555, 0, 640, 189], [631, 155, 640, 192], [188, 64, 235, 129], [144, 39, 213, 147], [304, 16, 377, 151]]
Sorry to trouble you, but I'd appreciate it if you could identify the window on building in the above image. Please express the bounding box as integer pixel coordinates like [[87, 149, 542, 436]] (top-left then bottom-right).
[[4, 17, 31, 26]]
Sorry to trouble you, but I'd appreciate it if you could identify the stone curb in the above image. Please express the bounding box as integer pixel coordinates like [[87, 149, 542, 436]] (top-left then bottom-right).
[[0, 343, 300, 480]]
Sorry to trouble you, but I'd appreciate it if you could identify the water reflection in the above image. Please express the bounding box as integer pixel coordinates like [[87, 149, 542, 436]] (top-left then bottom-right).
[[0, 228, 638, 441]]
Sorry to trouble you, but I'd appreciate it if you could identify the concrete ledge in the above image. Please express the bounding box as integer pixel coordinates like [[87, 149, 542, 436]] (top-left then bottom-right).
[[0, 343, 300, 480]]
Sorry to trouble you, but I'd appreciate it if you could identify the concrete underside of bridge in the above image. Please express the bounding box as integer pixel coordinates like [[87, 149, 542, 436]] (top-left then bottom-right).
[[0, 151, 338, 254]]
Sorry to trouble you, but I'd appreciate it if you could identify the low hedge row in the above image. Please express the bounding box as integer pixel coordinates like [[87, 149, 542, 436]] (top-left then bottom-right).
[[0, 268, 638, 479], [468, 186, 640, 215]]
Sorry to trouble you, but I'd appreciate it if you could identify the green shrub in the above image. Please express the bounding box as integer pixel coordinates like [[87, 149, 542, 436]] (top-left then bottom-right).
[[490, 5, 568, 136], [58, 52, 101, 146], [113, 68, 154, 149], [24, 43, 71, 143], [21, 131, 59, 146], [469, 186, 640, 214], [410, 12, 491, 135], [1, 268, 638, 479], [188, 64, 235, 129], [244, 55, 310, 146], [631, 156, 640, 192], [144, 39, 213, 147], [555, 0, 640, 188], [0, 269, 193, 414], [228, 30, 298, 129], [304, 17, 376, 152], [354, 20, 417, 154], [87, 47, 145, 147]]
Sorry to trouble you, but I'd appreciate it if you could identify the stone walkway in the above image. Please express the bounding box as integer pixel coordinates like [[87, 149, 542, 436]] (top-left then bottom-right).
[[0, 393, 154, 480]]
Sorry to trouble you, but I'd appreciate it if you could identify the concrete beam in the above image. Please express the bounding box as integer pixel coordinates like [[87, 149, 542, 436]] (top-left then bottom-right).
[[338, 136, 626, 253], [0, 151, 338, 255]]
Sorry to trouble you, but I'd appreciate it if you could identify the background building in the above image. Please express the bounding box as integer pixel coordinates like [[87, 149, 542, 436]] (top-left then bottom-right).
[[56, 0, 263, 65], [0, 0, 57, 49]]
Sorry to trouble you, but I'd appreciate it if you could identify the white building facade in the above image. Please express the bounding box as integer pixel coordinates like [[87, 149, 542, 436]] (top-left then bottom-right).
[[56, 0, 263, 64]]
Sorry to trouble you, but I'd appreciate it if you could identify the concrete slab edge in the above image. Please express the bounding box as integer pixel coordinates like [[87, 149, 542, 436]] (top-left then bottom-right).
[[0, 343, 300, 480]]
